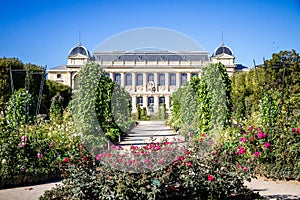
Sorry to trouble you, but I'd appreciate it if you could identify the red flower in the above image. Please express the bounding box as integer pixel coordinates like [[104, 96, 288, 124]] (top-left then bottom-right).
[[243, 166, 248, 171], [249, 137, 254, 141], [297, 128, 300, 134], [185, 151, 190, 155], [208, 174, 213, 181], [257, 131, 263, 139], [63, 157, 69, 163], [239, 137, 247, 143]]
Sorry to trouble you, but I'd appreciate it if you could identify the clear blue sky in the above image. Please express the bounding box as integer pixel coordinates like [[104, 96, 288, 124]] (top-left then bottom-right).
[[0, 0, 299, 68]]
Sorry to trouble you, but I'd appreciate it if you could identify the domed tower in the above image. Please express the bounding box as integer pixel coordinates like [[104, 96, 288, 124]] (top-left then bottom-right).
[[67, 43, 91, 66], [211, 43, 236, 75]]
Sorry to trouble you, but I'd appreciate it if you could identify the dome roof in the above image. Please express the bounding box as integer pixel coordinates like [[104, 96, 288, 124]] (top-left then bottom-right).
[[213, 43, 233, 57], [68, 44, 90, 57]]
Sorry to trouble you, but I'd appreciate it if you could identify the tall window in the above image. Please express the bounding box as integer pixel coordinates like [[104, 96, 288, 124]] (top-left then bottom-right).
[[170, 73, 176, 86], [137, 97, 143, 106], [148, 73, 154, 82], [125, 73, 132, 86], [136, 73, 143, 86], [148, 96, 154, 106], [181, 73, 187, 86], [114, 73, 121, 85], [158, 73, 165, 86], [159, 97, 165, 106]]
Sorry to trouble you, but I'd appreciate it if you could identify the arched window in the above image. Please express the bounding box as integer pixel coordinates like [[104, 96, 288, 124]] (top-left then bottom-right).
[[74, 74, 79, 90], [114, 73, 121, 85]]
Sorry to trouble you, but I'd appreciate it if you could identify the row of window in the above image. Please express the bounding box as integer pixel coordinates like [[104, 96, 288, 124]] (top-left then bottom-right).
[[106, 73, 199, 86], [136, 96, 166, 107]]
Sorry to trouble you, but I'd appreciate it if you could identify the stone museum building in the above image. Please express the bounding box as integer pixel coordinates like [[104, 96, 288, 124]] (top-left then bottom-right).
[[48, 42, 237, 113]]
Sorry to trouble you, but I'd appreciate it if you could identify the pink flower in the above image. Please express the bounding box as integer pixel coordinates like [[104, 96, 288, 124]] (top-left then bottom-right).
[[291, 127, 296, 132], [155, 145, 161, 150], [130, 145, 138, 150], [243, 166, 247, 171], [21, 135, 28, 142], [254, 152, 260, 157], [175, 156, 184, 161], [236, 163, 241, 168], [239, 137, 247, 143], [264, 142, 270, 148], [257, 131, 263, 139], [298, 128, 300, 134], [187, 162, 193, 167], [185, 151, 190, 155], [49, 141, 55, 148], [20, 166, 25, 172], [18, 142, 25, 148], [96, 154, 105, 160], [187, 132, 191, 137], [249, 137, 254, 141], [158, 158, 164, 165], [202, 133, 206, 137], [63, 157, 69, 163], [249, 126, 253, 132], [237, 146, 246, 155], [37, 152, 42, 159], [208, 174, 213, 181]]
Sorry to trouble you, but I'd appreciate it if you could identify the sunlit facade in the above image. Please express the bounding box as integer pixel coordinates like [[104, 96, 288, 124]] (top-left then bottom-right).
[[48, 43, 237, 113]]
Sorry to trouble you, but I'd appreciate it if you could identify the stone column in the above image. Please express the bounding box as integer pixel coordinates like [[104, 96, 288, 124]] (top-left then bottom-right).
[[165, 95, 170, 112], [187, 72, 191, 82], [110, 72, 114, 81], [154, 72, 158, 92], [154, 95, 159, 113], [143, 72, 147, 92], [176, 72, 180, 88], [165, 72, 169, 91], [69, 71, 73, 89], [121, 72, 125, 88], [132, 95, 137, 113], [143, 95, 148, 108], [132, 73, 136, 92]]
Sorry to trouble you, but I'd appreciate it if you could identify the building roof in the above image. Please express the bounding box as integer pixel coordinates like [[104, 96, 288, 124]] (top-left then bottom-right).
[[212, 43, 233, 57], [48, 64, 67, 71], [68, 44, 90, 57], [93, 51, 210, 62]]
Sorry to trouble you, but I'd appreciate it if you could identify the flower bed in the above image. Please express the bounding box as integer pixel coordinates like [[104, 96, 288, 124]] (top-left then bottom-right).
[[0, 120, 79, 188], [41, 135, 263, 199]]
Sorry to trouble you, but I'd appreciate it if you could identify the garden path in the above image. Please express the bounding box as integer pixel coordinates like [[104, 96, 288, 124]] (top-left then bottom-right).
[[119, 120, 184, 149]]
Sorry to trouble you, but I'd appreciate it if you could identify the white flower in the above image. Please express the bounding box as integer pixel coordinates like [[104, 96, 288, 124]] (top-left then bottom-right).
[[1, 159, 7, 165]]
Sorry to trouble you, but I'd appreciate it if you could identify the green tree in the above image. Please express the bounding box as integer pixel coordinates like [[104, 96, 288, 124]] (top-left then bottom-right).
[[49, 94, 64, 123], [5, 88, 35, 127]]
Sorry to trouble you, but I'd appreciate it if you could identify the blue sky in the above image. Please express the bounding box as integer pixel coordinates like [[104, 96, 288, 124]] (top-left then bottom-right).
[[0, 0, 299, 68]]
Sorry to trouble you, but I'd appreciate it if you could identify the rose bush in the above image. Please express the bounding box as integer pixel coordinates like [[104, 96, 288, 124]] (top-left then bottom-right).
[[0, 116, 79, 188], [41, 135, 262, 200], [220, 124, 300, 180]]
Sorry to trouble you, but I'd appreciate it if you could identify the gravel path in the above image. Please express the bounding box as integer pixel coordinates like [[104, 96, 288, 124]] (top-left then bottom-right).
[[0, 180, 61, 200], [1, 178, 299, 200]]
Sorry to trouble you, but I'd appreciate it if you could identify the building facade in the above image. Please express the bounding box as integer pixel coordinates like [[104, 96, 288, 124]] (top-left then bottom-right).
[[48, 43, 236, 114]]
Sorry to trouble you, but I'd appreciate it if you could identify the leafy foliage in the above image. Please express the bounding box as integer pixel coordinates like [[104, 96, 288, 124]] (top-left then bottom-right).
[[49, 95, 64, 123], [170, 62, 232, 136], [5, 88, 35, 127]]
